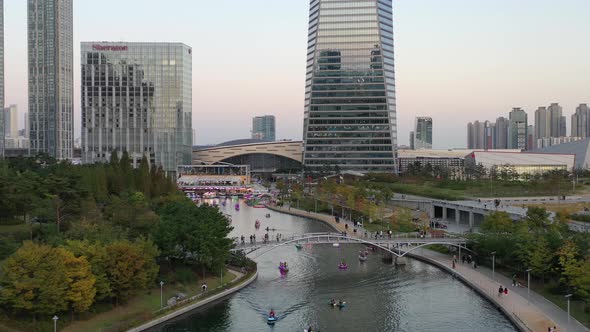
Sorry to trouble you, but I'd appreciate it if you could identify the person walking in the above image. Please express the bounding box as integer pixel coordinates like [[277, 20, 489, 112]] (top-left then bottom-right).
[[462, 255, 466, 264], [504, 288, 508, 296], [473, 260, 477, 269], [452, 261, 456, 269], [498, 286, 504, 297], [512, 273, 517, 287], [453, 254, 457, 263]]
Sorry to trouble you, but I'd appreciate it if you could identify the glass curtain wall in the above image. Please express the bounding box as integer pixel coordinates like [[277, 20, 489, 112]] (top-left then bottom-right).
[[303, 0, 397, 172]]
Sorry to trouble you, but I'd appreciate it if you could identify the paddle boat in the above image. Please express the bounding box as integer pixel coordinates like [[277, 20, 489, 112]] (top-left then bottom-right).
[[279, 262, 289, 273], [235, 204, 240, 211], [267, 316, 277, 325], [358, 254, 368, 262], [295, 244, 303, 250], [265, 213, 271, 218], [255, 220, 261, 228], [338, 262, 348, 270], [337, 301, 347, 308]]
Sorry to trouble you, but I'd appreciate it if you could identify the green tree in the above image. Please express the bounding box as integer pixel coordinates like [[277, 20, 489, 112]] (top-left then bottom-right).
[[557, 240, 581, 289], [60, 248, 96, 314], [64, 240, 112, 301], [481, 211, 513, 234], [526, 206, 551, 230], [528, 236, 553, 283]]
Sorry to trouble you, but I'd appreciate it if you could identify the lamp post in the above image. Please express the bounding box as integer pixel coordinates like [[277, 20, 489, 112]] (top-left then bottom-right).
[[491, 251, 496, 281], [159, 281, 164, 309], [52, 315, 58, 332], [565, 294, 572, 327], [525, 269, 532, 304]]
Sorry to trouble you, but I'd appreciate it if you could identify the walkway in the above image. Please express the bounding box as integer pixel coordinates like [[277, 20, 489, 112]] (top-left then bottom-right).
[[267, 204, 588, 332]]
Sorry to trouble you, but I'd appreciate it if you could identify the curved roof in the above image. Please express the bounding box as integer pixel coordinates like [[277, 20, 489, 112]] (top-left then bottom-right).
[[192, 140, 303, 164]]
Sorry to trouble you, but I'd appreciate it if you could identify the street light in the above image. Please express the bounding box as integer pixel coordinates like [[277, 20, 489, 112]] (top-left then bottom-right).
[[52, 315, 58, 332], [565, 294, 573, 327], [159, 281, 164, 309], [491, 251, 496, 281], [525, 269, 532, 304]]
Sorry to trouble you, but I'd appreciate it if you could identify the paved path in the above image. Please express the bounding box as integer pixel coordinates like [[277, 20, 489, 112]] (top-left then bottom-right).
[[267, 204, 589, 332]]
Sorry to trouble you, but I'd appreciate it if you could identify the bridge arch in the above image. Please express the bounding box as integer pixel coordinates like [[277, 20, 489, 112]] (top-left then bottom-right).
[[233, 233, 471, 260]]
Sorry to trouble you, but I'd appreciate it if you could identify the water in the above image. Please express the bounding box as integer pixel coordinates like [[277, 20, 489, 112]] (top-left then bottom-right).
[[151, 199, 517, 332]]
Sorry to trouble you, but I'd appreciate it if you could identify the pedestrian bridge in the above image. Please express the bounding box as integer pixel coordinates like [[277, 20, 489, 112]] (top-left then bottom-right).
[[231, 232, 469, 259]]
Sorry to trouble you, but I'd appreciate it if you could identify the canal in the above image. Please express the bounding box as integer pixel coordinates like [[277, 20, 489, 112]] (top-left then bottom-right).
[[151, 199, 517, 332]]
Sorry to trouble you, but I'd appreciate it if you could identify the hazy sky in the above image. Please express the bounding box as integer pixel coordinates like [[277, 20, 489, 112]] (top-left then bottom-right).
[[5, 0, 590, 148]]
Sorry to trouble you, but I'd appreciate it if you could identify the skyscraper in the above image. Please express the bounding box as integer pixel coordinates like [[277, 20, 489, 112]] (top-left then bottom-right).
[[494, 116, 509, 149], [548, 103, 565, 137], [302, 0, 397, 172], [252, 115, 276, 141], [467, 120, 486, 149], [484, 121, 495, 150], [81, 42, 192, 176], [28, 0, 74, 159], [409, 131, 414, 149], [508, 108, 528, 150], [3, 104, 17, 138], [0, 0, 4, 157], [534, 106, 550, 142], [571, 104, 590, 138], [413, 116, 432, 149]]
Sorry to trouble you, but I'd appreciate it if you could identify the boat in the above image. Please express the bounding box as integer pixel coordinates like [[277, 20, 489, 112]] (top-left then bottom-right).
[[279, 262, 289, 273], [295, 244, 303, 250], [255, 220, 261, 228], [235, 204, 240, 211], [358, 255, 368, 262], [332, 243, 340, 247], [267, 316, 277, 325], [338, 263, 348, 270], [337, 301, 347, 308], [265, 213, 271, 218]]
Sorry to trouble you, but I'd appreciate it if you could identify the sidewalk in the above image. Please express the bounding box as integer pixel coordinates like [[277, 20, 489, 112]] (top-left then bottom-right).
[[268, 204, 589, 332]]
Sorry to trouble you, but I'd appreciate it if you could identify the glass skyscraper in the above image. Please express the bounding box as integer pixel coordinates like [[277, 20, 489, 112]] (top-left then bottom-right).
[[302, 0, 397, 172], [252, 115, 276, 141], [28, 0, 74, 159], [81, 42, 192, 177], [413, 116, 432, 149]]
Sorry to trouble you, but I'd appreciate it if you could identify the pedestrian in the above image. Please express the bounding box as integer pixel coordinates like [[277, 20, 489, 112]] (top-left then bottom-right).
[[473, 260, 477, 269], [452, 261, 456, 269], [462, 255, 466, 264], [512, 274, 517, 287], [201, 283, 208, 293], [453, 254, 457, 263], [504, 288, 508, 296], [498, 286, 503, 297]]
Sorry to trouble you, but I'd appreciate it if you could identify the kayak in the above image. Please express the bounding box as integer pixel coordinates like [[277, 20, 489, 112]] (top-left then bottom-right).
[[359, 255, 368, 262], [338, 263, 348, 270], [295, 244, 303, 250], [267, 316, 277, 324], [337, 302, 347, 308]]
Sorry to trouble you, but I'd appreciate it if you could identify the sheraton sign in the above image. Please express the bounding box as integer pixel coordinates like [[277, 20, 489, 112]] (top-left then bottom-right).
[[92, 44, 128, 51]]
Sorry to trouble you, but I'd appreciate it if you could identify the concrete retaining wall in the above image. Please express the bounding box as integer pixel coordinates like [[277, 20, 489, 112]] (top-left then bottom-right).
[[127, 270, 258, 332]]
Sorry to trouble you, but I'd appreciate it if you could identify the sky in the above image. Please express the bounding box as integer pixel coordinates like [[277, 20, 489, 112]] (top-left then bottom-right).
[[4, 0, 590, 149]]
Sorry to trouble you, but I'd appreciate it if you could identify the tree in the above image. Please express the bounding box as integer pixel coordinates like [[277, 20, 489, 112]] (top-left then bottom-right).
[[528, 236, 553, 283], [64, 240, 112, 301], [60, 248, 96, 314], [557, 240, 581, 290], [391, 207, 414, 233], [526, 207, 551, 230], [481, 211, 513, 234]]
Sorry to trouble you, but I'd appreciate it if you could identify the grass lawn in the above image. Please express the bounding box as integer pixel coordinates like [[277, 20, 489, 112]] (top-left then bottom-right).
[[527, 202, 590, 215], [63, 270, 236, 332], [0, 269, 237, 332]]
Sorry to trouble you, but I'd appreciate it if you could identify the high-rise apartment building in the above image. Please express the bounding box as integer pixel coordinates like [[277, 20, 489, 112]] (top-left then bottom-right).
[[508, 108, 528, 150], [484, 121, 495, 150], [571, 104, 590, 138], [28, 0, 74, 159], [548, 103, 565, 137], [3, 104, 17, 138], [302, 0, 397, 172], [0, 0, 4, 157], [252, 115, 276, 141], [494, 116, 509, 149], [467, 120, 486, 149], [409, 131, 414, 150], [534, 106, 550, 142], [535, 104, 566, 147], [413, 116, 432, 149], [527, 125, 535, 151], [81, 42, 192, 176]]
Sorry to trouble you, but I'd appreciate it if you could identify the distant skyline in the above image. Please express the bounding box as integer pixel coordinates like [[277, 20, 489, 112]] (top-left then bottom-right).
[[4, 0, 590, 148]]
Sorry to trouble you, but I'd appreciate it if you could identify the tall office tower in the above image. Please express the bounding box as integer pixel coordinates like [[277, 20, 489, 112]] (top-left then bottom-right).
[[409, 131, 414, 149], [0, 0, 4, 157], [467, 120, 486, 149], [527, 125, 535, 150], [81, 42, 192, 177], [484, 121, 495, 149], [548, 103, 564, 137], [494, 116, 509, 149], [560, 115, 566, 137], [3, 104, 17, 137], [413, 116, 432, 149], [571, 104, 590, 138], [24, 112, 29, 138], [252, 115, 276, 141], [28, 0, 73, 159], [302, 0, 397, 173], [534, 106, 550, 141], [508, 108, 528, 150]]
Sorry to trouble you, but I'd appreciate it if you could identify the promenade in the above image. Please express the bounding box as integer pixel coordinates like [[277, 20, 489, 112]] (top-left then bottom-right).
[[267, 204, 589, 332]]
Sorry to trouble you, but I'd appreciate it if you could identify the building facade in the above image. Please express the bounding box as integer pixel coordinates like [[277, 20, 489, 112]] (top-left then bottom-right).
[[571, 104, 590, 138], [3, 104, 17, 138], [508, 108, 528, 150], [81, 42, 192, 176], [494, 116, 509, 149], [28, 0, 74, 159], [302, 0, 398, 172], [252, 115, 276, 141], [413, 116, 432, 149]]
